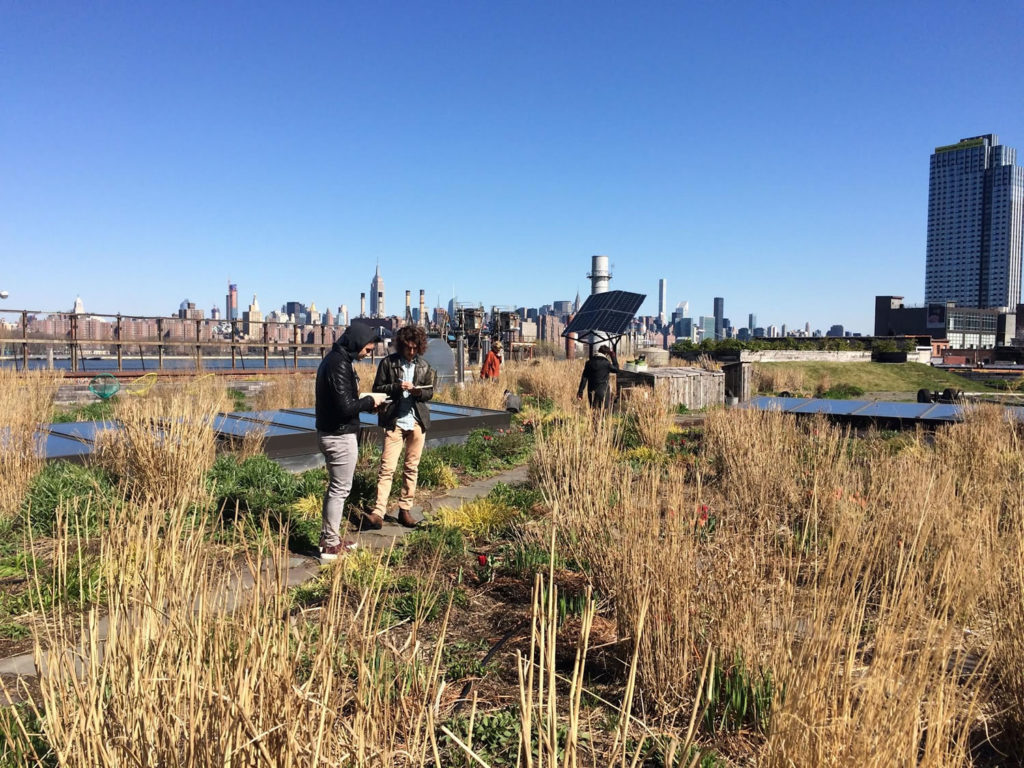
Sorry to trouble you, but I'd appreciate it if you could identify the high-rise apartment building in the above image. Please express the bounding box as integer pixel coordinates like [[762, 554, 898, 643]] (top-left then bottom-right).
[[713, 297, 724, 340], [925, 134, 1024, 308], [658, 279, 667, 326]]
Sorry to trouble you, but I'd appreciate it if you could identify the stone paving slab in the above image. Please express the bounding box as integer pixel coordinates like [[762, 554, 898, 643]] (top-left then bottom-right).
[[0, 463, 533, 705]]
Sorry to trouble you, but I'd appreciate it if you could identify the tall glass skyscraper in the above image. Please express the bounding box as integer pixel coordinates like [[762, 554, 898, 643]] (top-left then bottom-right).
[[924, 134, 1024, 309]]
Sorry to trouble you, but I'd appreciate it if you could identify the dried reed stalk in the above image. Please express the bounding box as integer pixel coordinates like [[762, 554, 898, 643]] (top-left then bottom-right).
[[251, 372, 316, 411], [621, 385, 673, 450], [95, 376, 224, 505], [0, 369, 62, 519], [751, 364, 806, 394], [7, 494, 454, 766]]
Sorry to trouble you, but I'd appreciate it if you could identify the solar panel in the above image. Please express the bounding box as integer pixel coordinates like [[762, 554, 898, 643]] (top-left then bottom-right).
[[790, 399, 864, 415], [745, 396, 974, 424], [563, 291, 646, 337]]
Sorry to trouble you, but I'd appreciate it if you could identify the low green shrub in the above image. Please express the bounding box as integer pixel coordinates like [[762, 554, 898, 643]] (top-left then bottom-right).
[[431, 428, 535, 477], [23, 461, 118, 536], [486, 482, 543, 514], [402, 525, 467, 563], [820, 383, 865, 399], [208, 454, 300, 520], [51, 399, 116, 423], [417, 453, 458, 489]]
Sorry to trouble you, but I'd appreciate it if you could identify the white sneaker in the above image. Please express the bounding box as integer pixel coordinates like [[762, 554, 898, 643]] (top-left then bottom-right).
[[319, 539, 359, 562]]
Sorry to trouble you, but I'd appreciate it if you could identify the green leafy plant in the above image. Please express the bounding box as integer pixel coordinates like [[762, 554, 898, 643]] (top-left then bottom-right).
[[402, 525, 467, 563], [51, 399, 116, 423], [226, 387, 248, 411], [23, 461, 118, 536], [487, 482, 543, 514], [208, 454, 301, 520], [820, 383, 865, 399], [702, 652, 775, 735], [499, 540, 562, 579], [417, 453, 458, 490], [443, 639, 494, 680]]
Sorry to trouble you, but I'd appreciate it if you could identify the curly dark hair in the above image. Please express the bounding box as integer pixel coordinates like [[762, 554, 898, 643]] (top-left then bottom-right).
[[395, 324, 428, 356]]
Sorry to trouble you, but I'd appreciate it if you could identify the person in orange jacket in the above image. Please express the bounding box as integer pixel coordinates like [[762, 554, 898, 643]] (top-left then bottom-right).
[[481, 341, 502, 379]]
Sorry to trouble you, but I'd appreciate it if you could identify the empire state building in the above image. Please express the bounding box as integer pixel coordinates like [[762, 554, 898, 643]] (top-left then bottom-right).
[[370, 264, 385, 317]]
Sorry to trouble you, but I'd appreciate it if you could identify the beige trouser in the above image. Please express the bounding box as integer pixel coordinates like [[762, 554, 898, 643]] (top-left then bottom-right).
[[372, 422, 426, 516]]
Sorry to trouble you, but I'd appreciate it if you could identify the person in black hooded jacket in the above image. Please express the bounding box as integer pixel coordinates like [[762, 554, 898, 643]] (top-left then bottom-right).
[[315, 324, 386, 561], [577, 345, 619, 409]]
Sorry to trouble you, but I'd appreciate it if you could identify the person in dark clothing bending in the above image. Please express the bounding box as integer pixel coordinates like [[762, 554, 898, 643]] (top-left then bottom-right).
[[315, 324, 387, 561], [577, 345, 618, 409]]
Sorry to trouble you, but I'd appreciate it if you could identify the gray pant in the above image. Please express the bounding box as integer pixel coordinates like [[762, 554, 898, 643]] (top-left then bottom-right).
[[319, 431, 358, 547]]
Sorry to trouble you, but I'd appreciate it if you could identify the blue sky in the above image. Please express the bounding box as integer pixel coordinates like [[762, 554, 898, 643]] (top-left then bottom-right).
[[2, 0, 1023, 333]]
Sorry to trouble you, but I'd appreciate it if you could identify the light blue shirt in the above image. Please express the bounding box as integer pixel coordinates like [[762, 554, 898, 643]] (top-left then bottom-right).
[[395, 357, 417, 430]]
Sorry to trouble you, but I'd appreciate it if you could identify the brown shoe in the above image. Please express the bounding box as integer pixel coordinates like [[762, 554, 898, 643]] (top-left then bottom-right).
[[396, 509, 421, 529], [359, 513, 384, 531]]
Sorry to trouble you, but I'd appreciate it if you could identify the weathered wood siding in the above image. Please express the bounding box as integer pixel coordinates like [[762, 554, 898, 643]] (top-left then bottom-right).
[[617, 367, 725, 410]]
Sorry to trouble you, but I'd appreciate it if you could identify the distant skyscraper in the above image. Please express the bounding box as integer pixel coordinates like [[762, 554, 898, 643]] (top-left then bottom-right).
[[285, 301, 308, 324], [748, 313, 756, 332], [370, 264, 385, 317], [698, 315, 715, 340], [658, 279, 667, 326], [226, 283, 238, 322], [243, 294, 262, 336], [925, 134, 1024, 308], [713, 297, 724, 340]]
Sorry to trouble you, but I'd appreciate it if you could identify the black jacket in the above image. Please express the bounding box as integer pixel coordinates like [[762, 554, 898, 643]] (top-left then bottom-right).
[[373, 353, 437, 431], [315, 325, 380, 433], [578, 355, 617, 397]]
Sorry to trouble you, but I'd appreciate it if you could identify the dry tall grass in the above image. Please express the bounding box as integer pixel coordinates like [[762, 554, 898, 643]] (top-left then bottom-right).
[[250, 372, 316, 411], [751, 363, 806, 394], [0, 369, 61, 519], [532, 404, 1022, 763], [434, 358, 586, 414], [95, 376, 224, 505], [10, 369, 1024, 765], [619, 385, 674, 450], [2, 494, 454, 766]]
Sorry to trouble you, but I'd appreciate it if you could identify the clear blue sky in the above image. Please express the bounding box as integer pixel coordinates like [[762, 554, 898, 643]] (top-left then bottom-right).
[[3, 0, 1023, 333]]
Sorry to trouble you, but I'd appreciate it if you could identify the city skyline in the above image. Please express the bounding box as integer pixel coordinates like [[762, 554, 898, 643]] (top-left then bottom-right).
[[3, 2, 1024, 332], [39, 267, 841, 340]]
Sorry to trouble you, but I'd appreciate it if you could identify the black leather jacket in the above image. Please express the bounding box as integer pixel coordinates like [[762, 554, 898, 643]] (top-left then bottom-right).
[[315, 325, 379, 434], [578, 354, 618, 397], [372, 353, 436, 431]]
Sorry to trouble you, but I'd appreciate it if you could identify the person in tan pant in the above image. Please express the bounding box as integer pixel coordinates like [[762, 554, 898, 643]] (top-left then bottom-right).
[[368, 325, 437, 528]]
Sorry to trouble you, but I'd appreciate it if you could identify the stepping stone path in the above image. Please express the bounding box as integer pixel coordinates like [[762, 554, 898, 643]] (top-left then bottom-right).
[[0, 464, 532, 706]]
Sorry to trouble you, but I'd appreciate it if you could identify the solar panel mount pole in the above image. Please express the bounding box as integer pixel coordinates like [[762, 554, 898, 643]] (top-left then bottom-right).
[[456, 328, 465, 384]]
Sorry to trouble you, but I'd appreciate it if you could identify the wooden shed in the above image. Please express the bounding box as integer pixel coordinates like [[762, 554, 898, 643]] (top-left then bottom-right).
[[616, 366, 725, 411]]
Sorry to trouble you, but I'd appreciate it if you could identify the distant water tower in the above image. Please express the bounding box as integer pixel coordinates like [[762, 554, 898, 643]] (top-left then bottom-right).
[[588, 254, 611, 295]]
